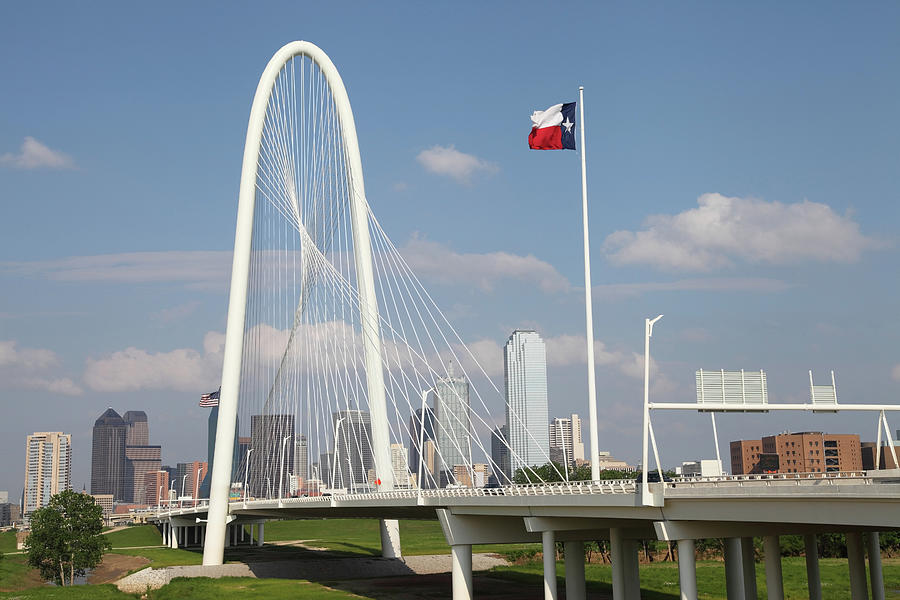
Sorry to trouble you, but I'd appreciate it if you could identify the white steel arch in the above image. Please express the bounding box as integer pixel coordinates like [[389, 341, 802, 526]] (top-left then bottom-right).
[[202, 41, 393, 566]]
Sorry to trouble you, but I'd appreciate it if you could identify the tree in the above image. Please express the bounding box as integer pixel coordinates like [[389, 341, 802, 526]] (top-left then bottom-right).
[[25, 490, 110, 586], [512, 461, 567, 484]]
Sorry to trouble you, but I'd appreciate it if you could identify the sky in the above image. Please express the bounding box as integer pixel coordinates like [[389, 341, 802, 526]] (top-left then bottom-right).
[[1, 1, 899, 497]]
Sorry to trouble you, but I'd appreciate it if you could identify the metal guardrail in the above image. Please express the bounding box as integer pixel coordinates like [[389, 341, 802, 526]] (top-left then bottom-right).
[[667, 471, 874, 488]]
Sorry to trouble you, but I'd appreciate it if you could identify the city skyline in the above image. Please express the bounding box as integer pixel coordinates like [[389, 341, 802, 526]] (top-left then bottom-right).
[[2, 3, 900, 496]]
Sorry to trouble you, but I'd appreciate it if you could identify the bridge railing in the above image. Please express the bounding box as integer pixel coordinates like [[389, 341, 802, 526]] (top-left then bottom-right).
[[668, 470, 874, 489]]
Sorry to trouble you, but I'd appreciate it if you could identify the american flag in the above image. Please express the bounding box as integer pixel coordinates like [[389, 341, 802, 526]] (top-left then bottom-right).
[[199, 387, 220, 407]]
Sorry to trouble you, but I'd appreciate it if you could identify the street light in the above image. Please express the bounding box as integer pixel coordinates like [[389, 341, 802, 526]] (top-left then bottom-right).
[[158, 484, 164, 510], [278, 435, 292, 499], [194, 465, 201, 506], [181, 474, 189, 507], [331, 417, 347, 491], [417, 389, 431, 494], [169, 479, 175, 507], [642, 314, 663, 507], [243, 448, 253, 501]]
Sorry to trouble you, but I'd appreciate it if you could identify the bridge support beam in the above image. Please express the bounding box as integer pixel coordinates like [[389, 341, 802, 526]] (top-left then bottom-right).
[[763, 535, 783, 600], [542, 531, 558, 600], [610, 527, 626, 600], [380, 518, 402, 558], [867, 532, 885, 600], [257, 522, 265, 547], [564, 540, 585, 600], [723, 537, 745, 600], [677, 539, 697, 600], [623, 539, 640, 599], [451, 544, 473, 600], [846, 531, 868, 600], [170, 525, 178, 549], [740, 537, 757, 600], [804, 534, 822, 600]]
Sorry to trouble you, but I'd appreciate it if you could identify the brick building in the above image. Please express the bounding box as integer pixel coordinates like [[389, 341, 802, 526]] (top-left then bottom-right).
[[730, 432, 862, 475]]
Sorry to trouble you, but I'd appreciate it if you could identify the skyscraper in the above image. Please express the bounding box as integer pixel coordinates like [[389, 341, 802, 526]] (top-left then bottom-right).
[[91, 408, 127, 500], [332, 410, 373, 489], [23, 432, 72, 518], [431, 365, 472, 486], [123, 411, 149, 446], [549, 413, 585, 469], [293, 435, 309, 482], [490, 425, 511, 484], [125, 445, 161, 504], [504, 330, 550, 472], [407, 406, 435, 479], [248, 414, 295, 498]]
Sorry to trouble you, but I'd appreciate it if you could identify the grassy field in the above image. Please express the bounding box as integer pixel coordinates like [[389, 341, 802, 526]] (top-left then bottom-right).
[[256, 518, 540, 557], [0, 532, 17, 554], [149, 577, 367, 599], [105, 525, 163, 548], [0, 584, 135, 599], [490, 557, 900, 600]]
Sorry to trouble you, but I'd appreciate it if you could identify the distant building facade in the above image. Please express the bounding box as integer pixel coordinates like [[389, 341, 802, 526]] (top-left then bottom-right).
[[248, 414, 295, 498], [91, 409, 127, 500], [175, 461, 208, 503], [331, 410, 372, 489], [549, 414, 585, 469], [432, 366, 472, 485], [143, 470, 169, 506], [124, 445, 161, 504], [731, 432, 862, 474], [23, 431, 72, 517], [408, 407, 435, 484], [490, 425, 511, 484], [504, 330, 550, 472]]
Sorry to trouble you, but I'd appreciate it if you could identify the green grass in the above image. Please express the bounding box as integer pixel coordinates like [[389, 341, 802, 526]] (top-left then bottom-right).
[[105, 525, 163, 549], [0, 555, 40, 592], [0, 532, 18, 554], [490, 557, 900, 600], [148, 576, 368, 599], [0, 584, 137, 599], [108, 547, 203, 568], [256, 518, 539, 557]]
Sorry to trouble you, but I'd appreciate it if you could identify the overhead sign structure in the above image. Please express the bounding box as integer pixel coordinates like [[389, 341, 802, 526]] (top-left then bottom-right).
[[696, 369, 768, 412]]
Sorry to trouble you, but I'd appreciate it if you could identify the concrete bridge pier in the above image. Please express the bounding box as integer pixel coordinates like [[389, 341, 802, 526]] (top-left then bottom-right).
[[564, 540, 586, 600], [451, 544, 473, 600], [846, 531, 868, 599], [257, 522, 265, 546], [169, 523, 178, 549], [722, 536, 757, 599], [803, 534, 822, 600], [542, 531, 558, 600], [868, 532, 885, 600], [763, 535, 784, 600], [380, 518, 402, 558], [676, 539, 697, 600]]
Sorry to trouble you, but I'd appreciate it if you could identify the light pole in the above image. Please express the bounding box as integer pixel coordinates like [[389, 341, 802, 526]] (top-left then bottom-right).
[[169, 479, 175, 507], [265, 477, 271, 499], [194, 465, 201, 506], [181, 474, 189, 507], [278, 435, 291, 499], [158, 484, 164, 510], [417, 389, 430, 494], [642, 314, 663, 507], [331, 417, 348, 491], [243, 448, 253, 501]]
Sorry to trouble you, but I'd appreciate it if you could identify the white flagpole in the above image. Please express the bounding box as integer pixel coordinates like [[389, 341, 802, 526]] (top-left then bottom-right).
[[578, 86, 601, 481]]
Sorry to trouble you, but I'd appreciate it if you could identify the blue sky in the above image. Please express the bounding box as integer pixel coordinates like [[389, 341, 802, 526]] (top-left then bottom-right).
[[1, 1, 899, 495]]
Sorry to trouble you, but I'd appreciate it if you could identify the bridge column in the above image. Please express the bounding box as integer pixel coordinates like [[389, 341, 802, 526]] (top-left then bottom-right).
[[867, 532, 885, 600], [250, 523, 255, 545], [763, 535, 784, 600], [741, 537, 757, 599], [380, 518, 402, 558], [542, 531, 558, 600], [804, 534, 822, 600], [676, 539, 697, 600], [170, 525, 178, 549], [609, 528, 626, 600], [257, 522, 265, 546], [623, 539, 641, 600], [846, 532, 868, 600], [224, 524, 231, 548], [161, 523, 167, 546], [451, 544, 473, 600], [563, 540, 585, 600], [723, 537, 745, 600]]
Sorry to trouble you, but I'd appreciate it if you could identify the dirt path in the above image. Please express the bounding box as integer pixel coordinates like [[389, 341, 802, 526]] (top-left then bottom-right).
[[88, 553, 150, 584]]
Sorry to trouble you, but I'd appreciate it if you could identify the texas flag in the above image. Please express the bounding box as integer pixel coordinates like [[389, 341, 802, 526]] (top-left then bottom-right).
[[528, 102, 577, 150]]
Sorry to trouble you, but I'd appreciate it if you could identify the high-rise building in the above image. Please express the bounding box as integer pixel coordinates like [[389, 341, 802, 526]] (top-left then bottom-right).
[[490, 425, 511, 484], [549, 413, 585, 469], [0, 502, 20, 526], [504, 330, 550, 472], [124, 445, 161, 504], [432, 366, 472, 485], [123, 411, 149, 446], [199, 405, 240, 499], [731, 432, 863, 474], [391, 443, 412, 488], [248, 414, 295, 498], [408, 407, 435, 478], [332, 410, 373, 489], [91, 409, 127, 500], [175, 461, 208, 504], [143, 470, 169, 506], [23, 432, 72, 517], [293, 435, 309, 482]]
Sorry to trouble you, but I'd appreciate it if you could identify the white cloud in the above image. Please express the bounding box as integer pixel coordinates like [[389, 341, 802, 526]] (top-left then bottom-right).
[[0, 340, 58, 369], [2, 251, 231, 290], [544, 334, 649, 379], [0, 340, 82, 395], [400, 236, 570, 293], [416, 145, 498, 183], [604, 193, 880, 271], [593, 277, 791, 299], [0, 136, 74, 169], [84, 331, 225, 393], [892, 364, 900, 382]]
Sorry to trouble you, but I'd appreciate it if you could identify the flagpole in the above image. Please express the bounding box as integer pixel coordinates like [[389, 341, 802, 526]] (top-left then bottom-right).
[[578, 86, 601, 481]]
